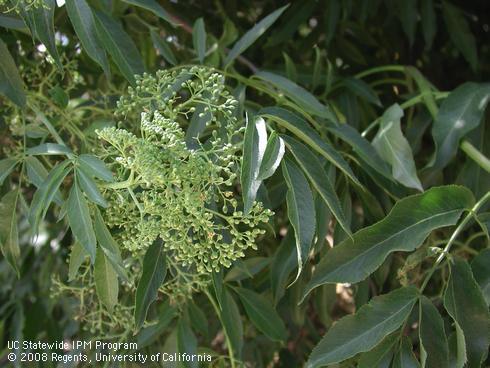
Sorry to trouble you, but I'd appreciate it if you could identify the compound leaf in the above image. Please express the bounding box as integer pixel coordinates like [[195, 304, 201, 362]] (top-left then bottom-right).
[[306, 287, 419, 367], [303, 186, 474, 298], [134, 240, 167, 330]]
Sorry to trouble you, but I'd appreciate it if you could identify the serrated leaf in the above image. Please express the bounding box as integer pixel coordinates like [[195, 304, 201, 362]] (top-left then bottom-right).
[[0, 38, 26, 107], [134, 240, 167, 330], [122, 0, 175, 25], [0, 158, 18, 186], [93, 207, 128, 281], [372, 104, 423, 191], [94, 247, 118, 312], [282, 157, 315, 282], [27, 143, 72, 156], [220, 288, 243, 358], [260, 107, 360, 185], [19, 0, 61, 68], [68, 242, 87, 281], [136, 301, 177, 347], [471, 248, 490, 306], [343, 77, 381, 107], [241, 115, 267, 214], [306, 287, 419, 368], [0, 190, 20, 276], [233, 287, 287, 342], [150, 30, 177, 66], [270, 229, 297, 306], [192, 18, 206, 64], [303, 186, 474, 298], [177, 318, 198, 368], [283, 136, 350, 236], [224, 5, 288, 66], [224, 257, 270, 282], [256, 71, 335, 120], [442, 1, 478, 70], [65, 0, 109, 76], [419, 295, 449, 368], [443, 259, 490, 368], [67, 181, 96, 263], [393, 337, 420, 368], [78, 154, 113, 182], [29, 160, 71, 234], [325, 122, 392, 180], [77, 168, 107, 207], [358, 333, 397, 368], [94, 10, 144, 85], [430, 82, 490, 170], [25, 156, 62, 205], [257, 132, 284, 180]]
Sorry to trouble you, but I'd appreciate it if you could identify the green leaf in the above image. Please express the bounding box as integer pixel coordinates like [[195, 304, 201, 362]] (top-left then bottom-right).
[[241, 115, 267, 214], [177, 318, 198, 368], [306, 287, 419, 368], [94, 10, 144, 85], [134, 240, 167, 330], [224, 257, 270, 282], [185, 104, 211, 149], [122, 0, 175, 25], [27, 143, 72, 156], [283, 136, 350, 236], [93, 207, 128, 281], [372, 104, 423, 191], [358, 333, 398, 368], [471, 248, 490, 306], [187, 302, 208, 338], [19, 0, 61, 69], [442, 1, 478, 70], [0, 15, 28, 31], [430, 82, 490, 170], [136, 301, 177, 347], [303, 186, 474, 297], [49, 85, 69, 108], [192, 18, 206, 64], [421, 0, 437, 49], [67, 181, 97, 264], [0, 190, 20, 276], [325, 0, 340, 46], [342, 77, 381, 107], [25, 156, 62, 205], [224, 5, 288, 66], [282, 157, 315, 282], [270, 229, 297, 304], [449, 325, 467, 368], [257, 132, 284, 180], [443, 259, 490, 368], [256, 71, 335, 120], [76, 168, 107, 208], [233, 287, 287, 342], [150, 30, 177, 66], [283, 52, 297, 82], [419, 295, 449, 368], [0, 38, 26, 107], [65, 0, 109, 76], [393, 337, 420, 368], [325, 122, 392, 180], [220, 288, 243, 358], [94, 248, 118, 312], [395, 0, 417, 46], [29, 160, 71, 234], [78, 154, 113, 182], [260, 107, 360, 185], [68, 242, 87, 281], [0, 158, 18, 186]]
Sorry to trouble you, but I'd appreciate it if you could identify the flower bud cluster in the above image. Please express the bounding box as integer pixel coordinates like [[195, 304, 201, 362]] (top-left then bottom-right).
[[98, 67, 272, 288]]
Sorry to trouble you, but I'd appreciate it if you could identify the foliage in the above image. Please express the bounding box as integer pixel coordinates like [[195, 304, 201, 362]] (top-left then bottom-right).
[[0, 0, 489, 367]]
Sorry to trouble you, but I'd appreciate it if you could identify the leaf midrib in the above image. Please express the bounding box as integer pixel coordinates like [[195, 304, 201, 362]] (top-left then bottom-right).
[[326, 209, 463, 280], [309, 298, 415, 366]]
